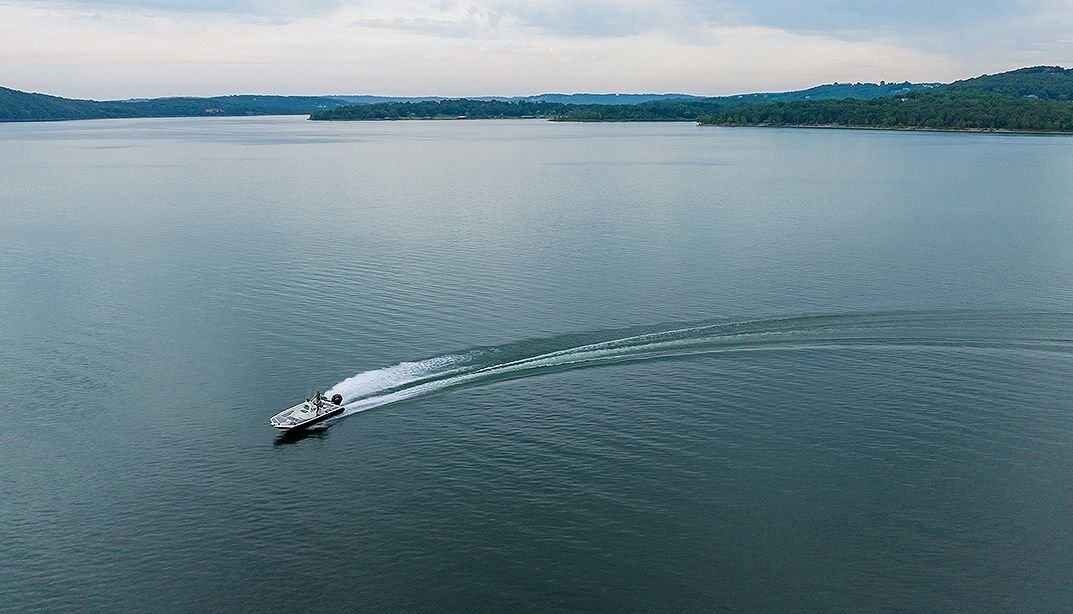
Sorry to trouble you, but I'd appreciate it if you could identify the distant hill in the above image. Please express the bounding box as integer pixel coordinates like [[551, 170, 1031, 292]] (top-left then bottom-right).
[[694, 67, 1073, 132], [696, 91, 1073, 132], [310, 99, 571, 121], [329, 93, 700, 105], [329, 95, 450, 105], [313, 83, 940, 122], [0, 88, 350, 122], [941, 66, 1073, 100], [127, 95, 349, 116], [726, 81, 937, 102], [1, 87, 107, 121], [0, 88, 706, 122], [326, 85, 934, 108], [513, 93, 699, 105], [0, 88, 706, 121], [0, 82, 938, 122], [313, 66, 1073, 132], [552, 66, 1073, 130], [546, 84, 938, 122], [6, 67, 1073, 128]]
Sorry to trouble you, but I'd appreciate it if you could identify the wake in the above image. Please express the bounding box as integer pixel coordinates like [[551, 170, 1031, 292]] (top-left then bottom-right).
[[323, 311, 1073, 423]]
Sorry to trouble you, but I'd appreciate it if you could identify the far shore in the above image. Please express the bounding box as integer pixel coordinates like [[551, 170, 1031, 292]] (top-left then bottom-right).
[[309, 114, 1073, 134], [697, 122, 1073, 136]]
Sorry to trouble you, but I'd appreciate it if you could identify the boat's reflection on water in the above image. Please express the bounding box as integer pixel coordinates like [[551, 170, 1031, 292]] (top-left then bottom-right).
[[273, 423, 335, 446]]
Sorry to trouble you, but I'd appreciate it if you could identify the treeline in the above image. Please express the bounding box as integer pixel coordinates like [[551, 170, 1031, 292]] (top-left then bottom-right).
[[311, 98, 738, 122], [696, 92, 1073, 132], [310, 90, 1073, 132], [311, 82, 935, 122], [6, 65, 1072, 129], [554, 99, 726, 121], [1, 87, 104, 121], [310, 99, 571, 120], [0, 87, 347, 122], [944, 66, 1073, 101]]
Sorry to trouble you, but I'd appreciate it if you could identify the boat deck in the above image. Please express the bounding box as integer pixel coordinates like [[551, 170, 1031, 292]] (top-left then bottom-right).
[[270, 398, 344, 428]]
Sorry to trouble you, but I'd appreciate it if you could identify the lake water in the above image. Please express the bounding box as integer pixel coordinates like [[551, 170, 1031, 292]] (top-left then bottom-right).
[[2, 117, 1072, 612]]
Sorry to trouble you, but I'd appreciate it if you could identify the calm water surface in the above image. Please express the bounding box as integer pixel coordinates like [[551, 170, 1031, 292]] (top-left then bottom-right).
[[2, 117, 1072, 611]]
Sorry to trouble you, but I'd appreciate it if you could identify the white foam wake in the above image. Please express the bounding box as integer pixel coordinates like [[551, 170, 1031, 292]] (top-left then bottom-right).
[[316, 311, 1073, 424], [327, 326, 732, 419], [326, 353, 473, 403]]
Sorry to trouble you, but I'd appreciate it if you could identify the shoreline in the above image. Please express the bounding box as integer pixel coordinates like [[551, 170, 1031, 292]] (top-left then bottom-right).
[[311, 116, 1073, 134], [697, 122, 1073, 135]]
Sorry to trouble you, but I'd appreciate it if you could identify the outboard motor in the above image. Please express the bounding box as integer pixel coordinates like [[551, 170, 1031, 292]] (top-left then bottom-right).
[[331, 394, 343, 405]]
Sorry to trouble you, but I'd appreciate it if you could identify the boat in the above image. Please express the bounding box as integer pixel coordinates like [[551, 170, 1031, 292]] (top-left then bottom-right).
[[269, 391, 345, 430]]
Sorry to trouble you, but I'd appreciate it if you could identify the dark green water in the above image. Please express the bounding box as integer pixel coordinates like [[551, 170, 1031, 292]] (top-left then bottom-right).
[[2, 117, 1072, 612]]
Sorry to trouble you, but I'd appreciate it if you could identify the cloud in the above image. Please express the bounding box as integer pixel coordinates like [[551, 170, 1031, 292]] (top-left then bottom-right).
[[38, 0, 346, 18], [473, 0, 675, 37], [727, 0, 1015, 35], [0, 0, 1069, 98]]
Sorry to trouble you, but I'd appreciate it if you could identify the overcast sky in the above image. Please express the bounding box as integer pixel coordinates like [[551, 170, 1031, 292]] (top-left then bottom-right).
[[2, 0, 1071, 99]]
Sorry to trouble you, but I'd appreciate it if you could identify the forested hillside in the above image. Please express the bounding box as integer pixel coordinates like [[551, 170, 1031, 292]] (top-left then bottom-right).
[[0, 88, 348, 122], [942, 66, 1073, 100], [1, 87, 106, 121], [6, 66, 1073, 131], [696, 91, 1073, 132], [310, 99, 569, 120], [312, 82, 936, 122]]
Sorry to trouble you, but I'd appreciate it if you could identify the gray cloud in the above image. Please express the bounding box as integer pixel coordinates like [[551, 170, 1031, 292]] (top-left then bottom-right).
[[351, 16, 491, 38], [408, 0, 1072, 58], [3, 0, 1069, 99], [485, 1, 668, 37], [726, 0, 1020, 34], [53, 0, 345, 17], [42, 0, 1073, 48]]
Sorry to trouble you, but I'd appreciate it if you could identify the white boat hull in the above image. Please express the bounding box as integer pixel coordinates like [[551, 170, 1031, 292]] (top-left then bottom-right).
[[269, 396, 345, 430]]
